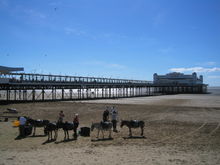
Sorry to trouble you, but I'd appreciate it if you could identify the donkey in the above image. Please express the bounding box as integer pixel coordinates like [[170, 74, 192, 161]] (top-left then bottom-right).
[[120, 120, 145, 137], [57, 121, 75, 140], [26, 117, 49, 136], [44, 122, 58, 141], [91, 122, 113, 139]]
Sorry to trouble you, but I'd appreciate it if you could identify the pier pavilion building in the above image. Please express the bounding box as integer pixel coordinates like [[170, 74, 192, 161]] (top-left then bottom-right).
[[153, 72, 203, 85]]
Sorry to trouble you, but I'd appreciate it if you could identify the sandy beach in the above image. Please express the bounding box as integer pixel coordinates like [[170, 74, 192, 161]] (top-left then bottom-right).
[[1, 0, 219, 164], [0, 88, 220, 165]]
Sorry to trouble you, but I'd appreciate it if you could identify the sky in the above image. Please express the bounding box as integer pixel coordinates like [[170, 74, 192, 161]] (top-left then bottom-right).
[[0, 0, 220, 86]]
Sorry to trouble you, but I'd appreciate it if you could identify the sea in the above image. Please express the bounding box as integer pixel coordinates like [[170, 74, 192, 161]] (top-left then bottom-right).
[[207, 86, 220, 96]]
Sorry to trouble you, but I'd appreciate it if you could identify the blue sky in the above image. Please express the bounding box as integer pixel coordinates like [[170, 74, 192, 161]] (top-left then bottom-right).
[[0, 0, 220, 86]]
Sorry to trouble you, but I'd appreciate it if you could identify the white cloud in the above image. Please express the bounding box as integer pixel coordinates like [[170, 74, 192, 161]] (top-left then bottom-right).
[[107, 63, 126, 69], [64, 27, 98, 40], [48, 1, 62, 6], [206, 62, 216, 66], [196, 61, 217, 66], [169, 67, 220, 73], [101, 33, 128, 40], [64, 27, 86, 36], [208, 76, 220, 79], [24, 9, 46, 19], [158, 47, 174, 53], [152, 12, 165, 26], [64, 27, 130, 41]]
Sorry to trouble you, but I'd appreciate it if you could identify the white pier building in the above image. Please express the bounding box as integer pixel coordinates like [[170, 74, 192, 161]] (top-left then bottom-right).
[[153, 72, 203, 85]]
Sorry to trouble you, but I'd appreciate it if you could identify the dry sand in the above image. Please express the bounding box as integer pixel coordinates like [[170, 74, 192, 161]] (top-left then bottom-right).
[[0, 89, 220, 165]]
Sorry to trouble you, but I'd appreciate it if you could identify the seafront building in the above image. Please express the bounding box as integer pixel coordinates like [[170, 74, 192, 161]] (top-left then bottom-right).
[[153, 72, 203, 85]]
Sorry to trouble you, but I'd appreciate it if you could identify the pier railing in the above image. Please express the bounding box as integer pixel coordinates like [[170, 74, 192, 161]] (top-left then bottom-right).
[[0, 73, 152, 85]]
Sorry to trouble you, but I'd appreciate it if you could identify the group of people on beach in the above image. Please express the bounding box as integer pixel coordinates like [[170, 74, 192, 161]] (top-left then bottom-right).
[[18, 106, 119, 138], [57, 105, 119, 134], [102, 106, 119, 132], [58, 110, 79, 137]]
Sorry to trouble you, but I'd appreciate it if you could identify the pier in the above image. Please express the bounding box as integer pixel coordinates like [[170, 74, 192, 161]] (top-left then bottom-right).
[[0, 73, 207, 104]]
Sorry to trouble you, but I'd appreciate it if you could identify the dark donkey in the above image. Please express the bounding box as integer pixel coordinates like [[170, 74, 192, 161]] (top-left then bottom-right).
[[27, 117, 49, 136], [120, 120, 145, 137], [57, 121, 75, 140], [44, 122, 58, 141]]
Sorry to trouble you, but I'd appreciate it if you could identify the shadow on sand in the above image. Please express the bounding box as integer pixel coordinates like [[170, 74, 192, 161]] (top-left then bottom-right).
[[15, 135, 26, 140], [42, 139, 56, 145], [91, 137, 113, 142], [54, 138, 77, 144], [123, 136, 146, 139], [28, 135, 47, 138]]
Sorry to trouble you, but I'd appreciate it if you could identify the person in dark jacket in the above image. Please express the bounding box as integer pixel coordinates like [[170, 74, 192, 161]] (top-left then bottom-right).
[[103, 107, 110, 122]]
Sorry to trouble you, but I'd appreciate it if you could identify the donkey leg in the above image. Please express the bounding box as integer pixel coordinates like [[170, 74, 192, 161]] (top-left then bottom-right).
[[53, 131, 55, 140], [49, 131, 52, 141], [33, 127, 36, 136], [53, 131, 56, 140], [109, 130, 112, 138], [54, 130, 57, 140], [102, 130, 104, 139], [64, 131, 66, 140], [44, 126, 47, 135], [56, 130, 58, 140], [67, 131, 69, 139], [47, 132, 50, 141], [141, 127, 144, 136], [49, 131, 50, 141], [97, 130, 100, 139], [129, 128, 132, 137]]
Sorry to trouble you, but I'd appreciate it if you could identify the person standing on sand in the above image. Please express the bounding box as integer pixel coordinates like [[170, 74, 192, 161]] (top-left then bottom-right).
[[111, 106, 118, 132], [73, 113, 79, 139], [58, 111, 65, 122], [19, 116, 27, 137], [103, 107, 110, 122]]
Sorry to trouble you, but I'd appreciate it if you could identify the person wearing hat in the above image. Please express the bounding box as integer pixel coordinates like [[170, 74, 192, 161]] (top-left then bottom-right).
[[73, 113, 79, 139]]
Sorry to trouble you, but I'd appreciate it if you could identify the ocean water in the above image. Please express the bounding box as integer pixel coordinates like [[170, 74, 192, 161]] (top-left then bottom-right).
[[207, 87, 220, 96]]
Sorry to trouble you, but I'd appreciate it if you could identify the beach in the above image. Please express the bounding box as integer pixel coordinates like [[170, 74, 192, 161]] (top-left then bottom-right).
[[0, 88, 220, 165]]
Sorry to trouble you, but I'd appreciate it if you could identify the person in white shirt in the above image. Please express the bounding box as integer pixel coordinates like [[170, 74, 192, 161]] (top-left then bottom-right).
[[111, 106, 118, 132]]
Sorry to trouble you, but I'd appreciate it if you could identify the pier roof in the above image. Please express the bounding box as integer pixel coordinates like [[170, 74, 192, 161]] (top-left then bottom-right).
[[0, 66, 24, 74]]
